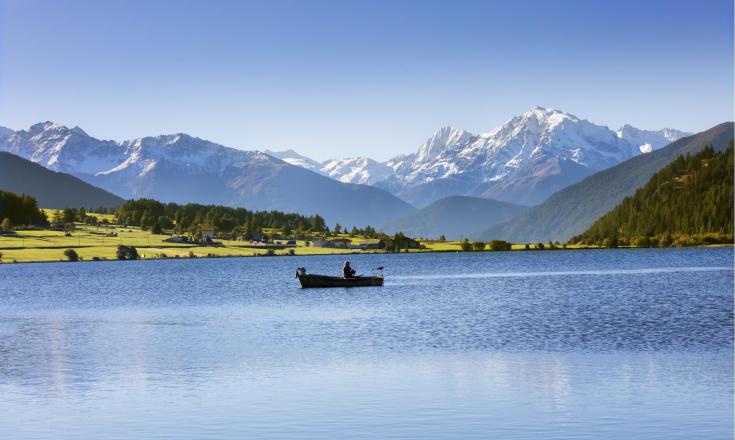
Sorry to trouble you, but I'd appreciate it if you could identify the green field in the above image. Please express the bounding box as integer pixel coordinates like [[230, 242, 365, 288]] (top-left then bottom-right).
[[0, 224, 367, 263], [0, 223, 553, 264], [4, 210, 702, 264]]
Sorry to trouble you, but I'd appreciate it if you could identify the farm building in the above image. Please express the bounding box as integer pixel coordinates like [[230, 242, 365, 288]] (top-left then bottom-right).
[[358, 238, 391, 250], [313, 237, 352, 248], [200, 227, 215, 240]]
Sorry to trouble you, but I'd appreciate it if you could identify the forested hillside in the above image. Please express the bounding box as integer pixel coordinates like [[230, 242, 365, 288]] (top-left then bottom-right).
[[0, 190, 47, 227], [571, 143, 733, 246], [115, 199, 332, 237]]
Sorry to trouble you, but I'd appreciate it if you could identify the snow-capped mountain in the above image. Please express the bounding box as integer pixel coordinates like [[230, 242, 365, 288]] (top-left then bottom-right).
[[1, 107, 691, 219], [267, 149, 393, 185], [319, 157, 393, 185], [265, 149, 321, 172], [381, 106, 652, 206], [616, 124, 691, 153], [282, 106, 691, 206], [0, 122, 415, 226]]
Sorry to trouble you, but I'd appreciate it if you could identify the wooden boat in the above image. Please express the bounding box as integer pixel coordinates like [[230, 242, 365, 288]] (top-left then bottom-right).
[[297, 274, 383, 288], [295, 267, 384, 288]]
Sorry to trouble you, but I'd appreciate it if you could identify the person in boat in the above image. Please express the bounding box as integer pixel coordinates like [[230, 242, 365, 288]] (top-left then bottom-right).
[[342, 260, 356, 278]]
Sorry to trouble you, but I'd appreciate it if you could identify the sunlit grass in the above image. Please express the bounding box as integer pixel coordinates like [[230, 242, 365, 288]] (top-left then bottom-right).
[[0, 218, 614, 264], [43, 208, 117, 223], [0, 223, 383, 264]]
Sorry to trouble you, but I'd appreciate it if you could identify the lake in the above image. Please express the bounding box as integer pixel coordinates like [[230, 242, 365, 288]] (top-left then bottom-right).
[[0, 247, 732, 439]]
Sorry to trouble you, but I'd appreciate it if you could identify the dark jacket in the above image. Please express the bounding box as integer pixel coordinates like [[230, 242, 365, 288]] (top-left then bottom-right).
[[342, 263, 356, 278]]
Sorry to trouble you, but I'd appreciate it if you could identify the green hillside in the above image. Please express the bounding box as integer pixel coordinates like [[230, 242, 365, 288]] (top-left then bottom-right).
[[572, 143, 733, 246], [0, 152, 124, 209], [476, 122, 734, 242], [379, 195, 527, 240]]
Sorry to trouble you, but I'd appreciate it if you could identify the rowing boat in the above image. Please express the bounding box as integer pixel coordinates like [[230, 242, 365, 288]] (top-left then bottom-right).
[[297, 274, 383, 288], [295, 267, 384, 288]]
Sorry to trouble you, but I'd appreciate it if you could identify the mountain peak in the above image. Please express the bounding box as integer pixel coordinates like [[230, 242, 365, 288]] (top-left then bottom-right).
[[264, 149, 321, 172], [416, 125, 472, 163], [28, 121, 66, 132], [71, 126, 89, 137], [522, 105, 579, 126], [25, 121, 94, 139], [0, 125, 14, 139], [616, 124, 692, 153]]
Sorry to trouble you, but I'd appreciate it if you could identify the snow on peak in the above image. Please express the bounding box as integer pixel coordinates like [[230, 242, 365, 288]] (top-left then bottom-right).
[[416, 126, 473, 163], [265, 149, 321, 172], [0, 122, 277, 181], [319, 156, 393, 185], [616, 124, 691, 153]]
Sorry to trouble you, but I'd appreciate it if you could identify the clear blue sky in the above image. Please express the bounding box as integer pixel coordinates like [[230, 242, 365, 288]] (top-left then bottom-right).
[[1, 0, 732, 161]]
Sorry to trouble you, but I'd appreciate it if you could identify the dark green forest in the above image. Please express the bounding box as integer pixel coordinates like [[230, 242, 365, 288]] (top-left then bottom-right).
[[0, 190, 48, 227], [115, 199, 330, 238], [572, 143, 734, 247]]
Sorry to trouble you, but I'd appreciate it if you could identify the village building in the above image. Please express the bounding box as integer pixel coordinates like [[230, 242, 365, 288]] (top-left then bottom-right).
[[313, 237, 352, 248], [200, 227, 215, 241], [358, 238, 391, 250]]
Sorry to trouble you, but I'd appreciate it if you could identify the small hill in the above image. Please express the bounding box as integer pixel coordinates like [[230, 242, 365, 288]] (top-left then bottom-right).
[[0, 152, 124, 209], [476, 122, 734, 243], [380, 195, 527, 240], [572, 143, 733, 244]]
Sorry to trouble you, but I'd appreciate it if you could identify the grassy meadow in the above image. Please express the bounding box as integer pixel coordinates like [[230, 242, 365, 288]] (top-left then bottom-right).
[[0, 224, 364, 263], [0, 209, 648, 264]]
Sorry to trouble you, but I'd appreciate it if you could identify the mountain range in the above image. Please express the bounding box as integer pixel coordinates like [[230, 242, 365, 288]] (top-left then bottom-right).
[[0, 123, 415, 227], [475, 122, 734, 243], [268, 106, 691, 207], [0, 106, 698, 235]]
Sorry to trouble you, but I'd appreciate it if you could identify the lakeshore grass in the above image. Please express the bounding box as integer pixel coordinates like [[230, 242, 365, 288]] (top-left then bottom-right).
[[0, 224, 370, 263], [6, 213, 708, 264]]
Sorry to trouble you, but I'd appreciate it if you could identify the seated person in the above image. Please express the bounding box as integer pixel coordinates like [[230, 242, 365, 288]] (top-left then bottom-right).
[[342, 260, 356, 278]]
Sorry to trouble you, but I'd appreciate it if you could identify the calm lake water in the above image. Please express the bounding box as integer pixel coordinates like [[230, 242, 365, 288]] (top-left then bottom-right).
[[0, 247, 732, 439]]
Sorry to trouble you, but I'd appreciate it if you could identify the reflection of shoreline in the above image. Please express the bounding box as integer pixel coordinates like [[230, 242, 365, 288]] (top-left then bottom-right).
[[391, 266, 733, 281]]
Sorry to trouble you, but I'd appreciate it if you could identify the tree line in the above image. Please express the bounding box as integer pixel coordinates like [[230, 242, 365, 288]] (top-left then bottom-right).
[[114, 198, 330, 238], [0, 190, 47, 228], [571, 143, 734, 247]]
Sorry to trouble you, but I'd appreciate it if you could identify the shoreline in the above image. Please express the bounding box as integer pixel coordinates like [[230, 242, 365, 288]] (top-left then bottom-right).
[[1, 243, 731, 266]]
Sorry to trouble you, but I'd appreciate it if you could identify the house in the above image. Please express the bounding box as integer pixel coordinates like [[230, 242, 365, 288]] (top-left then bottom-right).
[[313, 237, 352, 248], [237, 231, 263, 242], [358, 238, 391, 250], [392, 235, 422, 250], [328, 238, 352, 248], [200, 227, 215, 241]]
